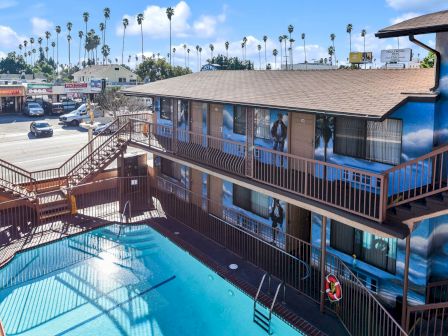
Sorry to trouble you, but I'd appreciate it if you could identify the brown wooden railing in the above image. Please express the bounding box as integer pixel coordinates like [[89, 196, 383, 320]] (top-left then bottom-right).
[[0, 159, 35, 197], [426, 279, 448, 304], [407, 301, 448, 335], [130, 120, 387, 222], [386, 144, 448, 208]]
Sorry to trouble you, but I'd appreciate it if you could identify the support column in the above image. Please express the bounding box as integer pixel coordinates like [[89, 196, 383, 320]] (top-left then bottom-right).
[[320, 216, 327, 313], [401, 234, 411, 330], [245, 107, 254, 178], [172, 99, 178, 153]]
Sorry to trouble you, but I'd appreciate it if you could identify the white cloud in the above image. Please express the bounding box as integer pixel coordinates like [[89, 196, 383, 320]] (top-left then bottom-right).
[[0, 0, 17, 10], [31, 17, 53, 36], [0, 25, 24, 49], [386, 0, 448, 11], [119, 1, 227, 39], [391, 12, 421, 24]]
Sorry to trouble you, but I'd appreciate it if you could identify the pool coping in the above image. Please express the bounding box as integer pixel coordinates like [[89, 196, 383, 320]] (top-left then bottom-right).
[[144, 217, 329, 336]]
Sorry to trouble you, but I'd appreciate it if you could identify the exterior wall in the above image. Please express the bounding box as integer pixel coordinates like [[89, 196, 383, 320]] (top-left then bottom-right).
[[435, 31, 448, 146]]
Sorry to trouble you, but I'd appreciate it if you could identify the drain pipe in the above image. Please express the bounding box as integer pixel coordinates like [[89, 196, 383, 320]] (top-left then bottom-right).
[[409, 34, 441, 92]]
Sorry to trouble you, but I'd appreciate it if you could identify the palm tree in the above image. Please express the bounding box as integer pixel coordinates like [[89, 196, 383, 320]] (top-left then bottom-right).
[[32, 48, 36, 64], [37, 36, 43, 48], [166, 7, 174, 65], [242, 36, 247, 61], [23, 40, 28, 62], [361, 29, 367, 69], [196, 45, 200, 71], [121, 18, 129, 65], [78, 31, 84, 66], [99, 22, 105, 54], [346, 24, 353, 53], [263, 35, 268, 68], [301, 33, 307, 66], [101, 44, 110, 63], [225, 41, 229, 58], [183, 44, 187, 67], [289, 38, 295, 69], [288, 25, 294, 69], [328, 46, 335, 65], [82, 12, 89, 63], [186, 48, 190, 68], [55, 26, 61, 71], [241, 42, 245, 60], [45, 31, 51, 59], [330, 33, 336, 64], [51, 41, 56, 62], [18, 44, 23, 63], [273, 49, 278, 69], [209, 44, 214, 60], [29, 38, 34, 64], [67, 34, 72, 68], [198, 47, 202, 68], [257, 44, 262, 69], [103, 7, 110, 46], [278, 36, 283, 69], [137, 13, 144, 60], [172, 47, 176, 65], [282, 34, 288, 69]]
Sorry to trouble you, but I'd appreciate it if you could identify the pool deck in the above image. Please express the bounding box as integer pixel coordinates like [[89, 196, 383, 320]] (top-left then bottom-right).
[[0, 212, 348, 336]]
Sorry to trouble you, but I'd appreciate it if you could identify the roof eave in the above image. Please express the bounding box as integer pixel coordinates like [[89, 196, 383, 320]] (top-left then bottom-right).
[[376, 24, 448, 38]]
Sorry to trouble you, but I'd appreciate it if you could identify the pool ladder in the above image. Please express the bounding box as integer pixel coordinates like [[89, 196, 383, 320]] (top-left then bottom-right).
[[253, 273, 285, 335]]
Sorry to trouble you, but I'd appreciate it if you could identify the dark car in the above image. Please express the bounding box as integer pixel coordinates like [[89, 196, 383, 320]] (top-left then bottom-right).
[[43, 101, 65, 115], [30, 121, 53, 137]]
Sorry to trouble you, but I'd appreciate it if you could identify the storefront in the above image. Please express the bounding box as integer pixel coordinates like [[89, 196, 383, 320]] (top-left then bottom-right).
[[0, 85, 25, 113]]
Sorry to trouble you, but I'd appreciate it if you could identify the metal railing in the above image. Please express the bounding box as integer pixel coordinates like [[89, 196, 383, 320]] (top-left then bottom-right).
[[426, 279, 448, 304], [0, 159, 35, 197], [407, 301, 448, 336], [386, 144, 448, 208]]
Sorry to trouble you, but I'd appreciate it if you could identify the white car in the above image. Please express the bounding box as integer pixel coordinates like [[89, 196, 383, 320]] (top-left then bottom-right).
[[24, 102, 44, 117], [59, 104, 101, 126]]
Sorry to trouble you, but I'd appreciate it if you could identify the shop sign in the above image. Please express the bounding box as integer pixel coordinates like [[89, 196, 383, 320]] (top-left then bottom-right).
[[64, 82, 88, 93], [89, 79, 102, 93], [380, 48, 412, 63], [0, 86, 25, 97], [349, 52, 373, 64], [27, 83, 53, 94]]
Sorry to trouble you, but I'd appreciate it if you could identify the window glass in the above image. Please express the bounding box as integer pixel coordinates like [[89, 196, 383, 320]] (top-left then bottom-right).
[[233, 106, 246, 135], [334, 117, 366, 158], [366, 119, 402, 165], [161, 158, 180, 180], [233, 184, 269, 219], [160, 98, 172, 120], [254, 108, 270, 139]]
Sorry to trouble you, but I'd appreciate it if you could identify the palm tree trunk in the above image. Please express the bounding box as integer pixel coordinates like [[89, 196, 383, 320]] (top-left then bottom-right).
[[303, 39, 307, 70], [140, 25, 143, 61], [280, 46, 282, 69], [56, 34, 59, 74], [264, 42, 267, 69], [84, 23, 87, 64], [79, 38, 81, 66], [284, 40, 287, 70], [122, 29, 126, 65], [169, 20, 172, 66], [68, 41, 71, 68], [349, 33, 352, 53]]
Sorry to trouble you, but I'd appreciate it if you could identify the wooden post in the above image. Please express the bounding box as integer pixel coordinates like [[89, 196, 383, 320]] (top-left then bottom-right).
[[401, 234, 411, 330], [320, 216, 327, 313]]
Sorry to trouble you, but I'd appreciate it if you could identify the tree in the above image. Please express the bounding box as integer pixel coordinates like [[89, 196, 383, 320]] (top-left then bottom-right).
[[137, 13, 144, 61], [420, 52, 435, 68], [287, 25, 294, 69], [209, 44, 214, 59], [103, 7, 110, 46], [206, 54, 254, 70], [96, 89, 148, 117], [67, 34, 72, 68], [55, 25, 61, 72], [263, 35, 268, 69], [225, 41, 230, 58], [242, 36, 247, 61], [0, 52, 32, 74], [135, 57, 191, 83], [121, 18, 129, 65], [330, 33, 336, 64], [78, 31, 84, 66], [166, 7, 174, 66], [187, 48, 190, 69], [278, 36, 283, 69], [51, 41, 56, 63], [172, 47, 176, 65], [45, 31, 51, 59], [346, 24, 353, 53], [198, 47, 202, 67], [183, 44, 187, 67], [289, 38, 295, 68], [82, 12, 89, 64], [257, 44, 262, 69], [361, 29, 367, 69], [196, 45, 200, 71], [301, 33, 307, 65], [273, 49, 278, 69], [99, 22, 105, 62], [328, 46, 335, 65], [282, 34, 288, 69]]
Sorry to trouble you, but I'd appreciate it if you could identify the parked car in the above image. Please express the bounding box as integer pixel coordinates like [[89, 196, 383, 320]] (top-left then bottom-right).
[[59, 104, 101, 126], [61, 98, 78, 112], [30, 121, 53, 137], [43, 101, 65, 115], [93, 122, 114, 135], [23, 102, 44, 116]]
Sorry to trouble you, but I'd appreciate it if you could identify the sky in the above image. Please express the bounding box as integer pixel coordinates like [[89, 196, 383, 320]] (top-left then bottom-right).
[[0, 0, 446, 71]]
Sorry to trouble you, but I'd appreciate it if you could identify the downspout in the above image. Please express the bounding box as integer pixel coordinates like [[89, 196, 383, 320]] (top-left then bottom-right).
[[409, 34, 441, 91]]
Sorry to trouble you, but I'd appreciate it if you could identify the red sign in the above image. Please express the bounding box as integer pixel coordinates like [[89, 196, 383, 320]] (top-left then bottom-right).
[[0, 87, 24, 97], [65, 83, 88, 89]]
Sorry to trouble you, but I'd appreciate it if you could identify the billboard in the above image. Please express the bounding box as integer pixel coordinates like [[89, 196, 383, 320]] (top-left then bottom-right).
[[380, 48, 412, 63], [27, 83, 52, 94], [89, 79, 102, 93], [64, 82, 88, 93], [349, 52, 373, 64]]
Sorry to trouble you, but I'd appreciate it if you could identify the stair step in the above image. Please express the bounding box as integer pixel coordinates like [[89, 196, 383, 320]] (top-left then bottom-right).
[[254, 308, 269, 321], [39, 209, 71, 220], [253, 319, 270, 333]]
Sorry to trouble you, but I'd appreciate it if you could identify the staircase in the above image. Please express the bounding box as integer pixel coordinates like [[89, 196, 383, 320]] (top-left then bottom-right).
[[0, 119, 132, 222], [253, 273, 285, 335]]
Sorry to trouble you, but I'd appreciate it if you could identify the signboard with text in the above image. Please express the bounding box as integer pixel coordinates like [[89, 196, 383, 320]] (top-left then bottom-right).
[[380, 48, 412, 63], [27, 83, 52, 95], [349, 52, 373, 64], [64, 82, 88, 93], [0, 86, 25, 97], [89, 79, 102, 93]]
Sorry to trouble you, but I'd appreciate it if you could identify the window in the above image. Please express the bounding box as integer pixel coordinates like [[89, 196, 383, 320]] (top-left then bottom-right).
[[334, 117, 402, 165], [330, 220, 396, 273], [160, 158, 180, 180], [366, 119, 402, 165], [255, 108, 270, 139], [118, 77, 126, 83], [233, 184, 269, 218], [334, 117, 366, 159], [160, 98, 173, 120], [233, 106, 246, 135]]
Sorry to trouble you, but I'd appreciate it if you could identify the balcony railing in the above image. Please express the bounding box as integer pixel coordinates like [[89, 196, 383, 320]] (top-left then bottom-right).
[[130, 120, 388, 222]]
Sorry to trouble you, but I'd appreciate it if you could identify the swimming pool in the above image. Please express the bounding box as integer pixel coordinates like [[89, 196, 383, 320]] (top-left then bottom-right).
[[0, 224, 302, 335]]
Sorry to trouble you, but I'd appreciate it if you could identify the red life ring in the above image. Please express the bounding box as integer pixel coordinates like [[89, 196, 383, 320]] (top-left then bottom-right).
[[325, 274, 342, 302]]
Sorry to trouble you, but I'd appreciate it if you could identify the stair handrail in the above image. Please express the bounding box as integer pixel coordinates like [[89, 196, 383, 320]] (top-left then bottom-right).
[[0, 158, 36, 195], [269, 281, 285, 317], [65, 121, 130, 184], [254, 272, 269, 304]]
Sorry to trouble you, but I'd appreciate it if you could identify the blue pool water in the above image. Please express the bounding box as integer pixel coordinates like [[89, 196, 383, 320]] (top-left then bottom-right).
[[0, 224, 301, 335]]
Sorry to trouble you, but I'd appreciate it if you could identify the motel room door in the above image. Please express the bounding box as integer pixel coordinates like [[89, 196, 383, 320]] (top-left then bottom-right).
[[208, 103, 223, 138], [287, 112, 315, 248], [190, 101, 204, 134]]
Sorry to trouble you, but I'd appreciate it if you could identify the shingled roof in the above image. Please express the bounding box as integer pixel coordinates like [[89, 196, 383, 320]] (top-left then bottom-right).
[[123, 69, 436, 119], [376, 10, 448, 38]]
